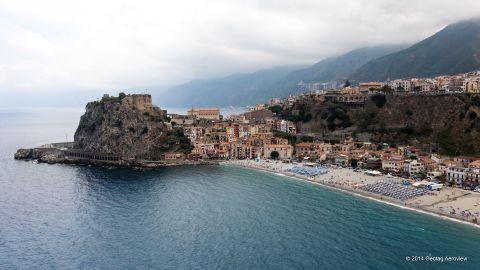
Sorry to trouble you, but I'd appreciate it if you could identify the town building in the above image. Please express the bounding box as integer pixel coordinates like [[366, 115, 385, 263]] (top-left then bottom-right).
[[447, 166, 467, 186], [359, 82, 384, 92], [188, 108, 221, 120], [382, 159, 404, 172], [465, 160, 480, 187], [263, 144, 293, 160]]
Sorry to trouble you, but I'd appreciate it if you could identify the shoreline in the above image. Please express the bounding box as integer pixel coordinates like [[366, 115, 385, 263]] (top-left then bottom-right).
[[14, 147, 221, 168], [221, 161, 480, 229]]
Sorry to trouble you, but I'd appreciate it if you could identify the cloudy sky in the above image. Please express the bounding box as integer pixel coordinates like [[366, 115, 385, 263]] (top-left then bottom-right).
[[1, 0, 479, 97]]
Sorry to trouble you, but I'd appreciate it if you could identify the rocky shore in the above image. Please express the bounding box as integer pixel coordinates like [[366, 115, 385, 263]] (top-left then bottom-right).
[[14, 146, 219, 168], [14, 147, 65, 164]]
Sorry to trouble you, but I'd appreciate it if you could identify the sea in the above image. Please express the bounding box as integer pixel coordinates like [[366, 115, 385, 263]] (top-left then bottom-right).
[[1, 107, 480, 270]]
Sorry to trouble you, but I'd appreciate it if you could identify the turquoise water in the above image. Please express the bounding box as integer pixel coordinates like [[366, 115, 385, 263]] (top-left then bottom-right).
[[1, 108, 480, 269]]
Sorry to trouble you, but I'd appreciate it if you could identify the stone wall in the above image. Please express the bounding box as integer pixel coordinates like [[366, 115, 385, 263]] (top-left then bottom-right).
[[123, 94, 152, 112]]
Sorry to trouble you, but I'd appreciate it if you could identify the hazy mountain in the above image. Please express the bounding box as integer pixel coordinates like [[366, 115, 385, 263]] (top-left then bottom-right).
[[351, 18, 480, 81], [158, 66, 303, 107], [159, 18, 480, 107], [268, 44, 408, 97], [159, 45, 406, 107]]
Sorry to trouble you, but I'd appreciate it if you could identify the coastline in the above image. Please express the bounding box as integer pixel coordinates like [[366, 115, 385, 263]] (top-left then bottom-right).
[[13, 146, 221, 168], [221, 161, 480, 229]]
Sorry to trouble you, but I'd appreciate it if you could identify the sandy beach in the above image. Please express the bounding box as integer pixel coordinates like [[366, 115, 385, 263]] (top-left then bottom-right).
[[223, 159, 480, 228]]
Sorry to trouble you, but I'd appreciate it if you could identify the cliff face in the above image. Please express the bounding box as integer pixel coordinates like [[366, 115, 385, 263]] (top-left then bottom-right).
[[74, 95, 191, 160], [293, 94, 480, 155]]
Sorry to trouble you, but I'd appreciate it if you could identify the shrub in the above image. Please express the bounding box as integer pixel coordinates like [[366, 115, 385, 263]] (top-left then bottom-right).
[[370, 94, 386, 108], [399, 126, 414, 135]]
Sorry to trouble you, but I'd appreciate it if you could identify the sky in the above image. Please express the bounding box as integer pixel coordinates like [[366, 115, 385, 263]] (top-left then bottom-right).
[[1, 0, 480, 101]]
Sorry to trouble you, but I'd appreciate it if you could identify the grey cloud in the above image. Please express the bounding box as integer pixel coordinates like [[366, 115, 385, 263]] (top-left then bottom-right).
[[0, 0, 479, 94]]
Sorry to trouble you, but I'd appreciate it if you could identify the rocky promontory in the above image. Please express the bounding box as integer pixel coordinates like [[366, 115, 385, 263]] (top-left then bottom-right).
[[74, 93, 192, 160], [15, 93, 198, 167]]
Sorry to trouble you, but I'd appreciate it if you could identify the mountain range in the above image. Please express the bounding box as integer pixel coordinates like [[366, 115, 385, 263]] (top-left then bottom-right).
[[158, 66, 302, 108], [158, 18, 480, 107], [351, 19, 480, 81]]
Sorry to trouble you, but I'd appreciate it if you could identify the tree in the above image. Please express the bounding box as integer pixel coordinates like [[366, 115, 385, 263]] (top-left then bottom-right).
[[370, 94, 386, 108], [118, 92, 126, 100], [379, 85, 394, 93], [270, 150, 280, 160], [435, 175, 446, 184], [351, 159, 358, 168]]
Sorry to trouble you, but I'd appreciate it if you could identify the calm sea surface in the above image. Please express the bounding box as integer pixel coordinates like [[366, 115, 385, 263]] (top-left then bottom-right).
[[1, 108, 480, 270]]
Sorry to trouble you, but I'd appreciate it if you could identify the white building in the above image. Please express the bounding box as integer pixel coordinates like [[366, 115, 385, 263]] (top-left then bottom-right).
[[277, 120, 296, 134], [389, 79, 411, 92], [447, 166, 466, 186], [382, 159, 404, 172], [403, 160, 424, 176]]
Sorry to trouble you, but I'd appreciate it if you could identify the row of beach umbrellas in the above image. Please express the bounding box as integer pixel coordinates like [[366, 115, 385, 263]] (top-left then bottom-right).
[[360, 182, 429, 200]]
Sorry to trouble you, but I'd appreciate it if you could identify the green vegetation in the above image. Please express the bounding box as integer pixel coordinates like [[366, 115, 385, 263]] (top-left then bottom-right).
[[375, 85, 395, 94], [435, 127, 476, 156], [322, 102, 352, 131], [353, 111, 377, 132], [269, 104, 312, 122], [350, 159, 358, 168], [154, 128, 193, 154], [100, 92, 127, 103], [399, 125, 414, 135], [370, 94, 386, 108], [436, 175, 446, 184], [437, 129, 457, 156], [471, 96, 480, 107], [273, 131, 313, 144], [299, 136, 314, 142]]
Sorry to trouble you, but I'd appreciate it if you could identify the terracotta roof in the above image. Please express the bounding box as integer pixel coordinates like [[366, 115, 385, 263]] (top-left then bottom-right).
[[455, 155, 480, 160], [295, 142, 317, 147], [265, 144, 291, 148], [469, 160, 480, 167]]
